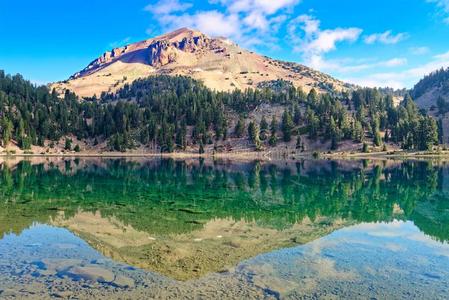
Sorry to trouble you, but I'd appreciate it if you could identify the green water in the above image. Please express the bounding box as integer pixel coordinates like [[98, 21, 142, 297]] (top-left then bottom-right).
[[1, 158, 448, 239], [1, 158, 449, 299]]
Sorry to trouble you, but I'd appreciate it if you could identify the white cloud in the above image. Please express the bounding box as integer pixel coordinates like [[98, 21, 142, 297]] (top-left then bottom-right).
[[427, 0, 449, 24], [382, 58, 407, 67], [145, 0, 301, 48], [343, 51, 449, 88], [410, 46, 430, 55], [243, 11, 269, 30], [187, 11, 242, 37], [209, 0, 301, 34], [157, 10, 242, 38], [344, 76, 405, 89], [288, 15, 362, 69], [144, 0, 192, 15], [305, 28, 362, 54], [212, 0, 300, 15], [289, 14, 320, 38], [434, 50, 449, 60], [311, 57, 407, 75], [364, 30, 408, 45]]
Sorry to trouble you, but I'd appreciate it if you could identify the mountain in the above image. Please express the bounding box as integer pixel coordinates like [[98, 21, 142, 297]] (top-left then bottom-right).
[[51, 28, 350, 98], [412, 67, 449, 110]]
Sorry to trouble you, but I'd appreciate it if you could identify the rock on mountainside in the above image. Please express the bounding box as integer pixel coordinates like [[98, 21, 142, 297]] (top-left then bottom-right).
[[51, 28, 351, 98]]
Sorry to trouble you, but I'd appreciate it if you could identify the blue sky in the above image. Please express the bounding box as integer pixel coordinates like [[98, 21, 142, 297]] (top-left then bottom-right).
[[1, 0, 449, 88]]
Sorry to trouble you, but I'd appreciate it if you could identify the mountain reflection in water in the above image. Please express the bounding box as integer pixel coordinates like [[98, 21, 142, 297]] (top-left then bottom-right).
[[0, 158, 448, 287]]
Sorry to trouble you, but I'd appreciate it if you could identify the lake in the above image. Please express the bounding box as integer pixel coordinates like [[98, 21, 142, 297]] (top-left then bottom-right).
[[0, 157, 449, 299]]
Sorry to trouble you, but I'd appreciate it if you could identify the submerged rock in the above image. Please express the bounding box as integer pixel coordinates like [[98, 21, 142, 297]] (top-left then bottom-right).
[[113, 275, 135, 288], [65, 266, 114, 283]]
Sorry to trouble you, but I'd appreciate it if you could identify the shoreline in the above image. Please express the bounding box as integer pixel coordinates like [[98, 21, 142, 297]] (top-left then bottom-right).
[[2, 150, 449, 161], [0, 152, 270, 159], [321, 151, 449, 159]]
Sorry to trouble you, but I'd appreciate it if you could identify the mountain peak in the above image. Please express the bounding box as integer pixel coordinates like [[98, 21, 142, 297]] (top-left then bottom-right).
[[52, 28, 349, 98], [153, 27, 206, 42]]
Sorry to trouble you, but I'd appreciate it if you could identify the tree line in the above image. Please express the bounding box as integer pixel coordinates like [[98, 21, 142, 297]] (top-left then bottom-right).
[[0, 70, 440, 152]]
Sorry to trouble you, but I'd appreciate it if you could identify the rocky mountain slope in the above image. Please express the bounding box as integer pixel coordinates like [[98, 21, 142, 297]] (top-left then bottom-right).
[[51, 28, 351, 98], [411, 68, 449, 144], [412, 67, 449, 110]]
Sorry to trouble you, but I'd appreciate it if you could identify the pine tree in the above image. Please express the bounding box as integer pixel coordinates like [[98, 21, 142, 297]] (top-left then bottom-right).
[[362, 142, 369, 153], [353, 121, 364, 143], [293, 105, 301, 125], [248, 121, 256, 142], [222, 116, 228, 141], [331, 137, 338, 150], [248, 121, 262, 150], [373, 130, 382, 147], [281, 110, 294, 142], [258, 117, 268, 141], [270, 116, 278, 135], [372, 116, 382, 147], [176, 122, 187, 150], [199, 141, 205, 154], [269, 133, 277, 147], [65, 138, 72, 151], [234, 117, 245, 138], [296, 135, 302, 149], [268, 116, 278, 147], [418, 116, 438, 150], [305, 108, 319, 139], [1, 117, 13, 147], [260, 116, 268, 132], [341, 115, 352, 139], [307, 89, 318, 106]]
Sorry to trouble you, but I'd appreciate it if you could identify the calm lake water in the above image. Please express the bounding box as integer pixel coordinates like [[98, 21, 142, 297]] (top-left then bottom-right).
[[1, 158, 449, 299]]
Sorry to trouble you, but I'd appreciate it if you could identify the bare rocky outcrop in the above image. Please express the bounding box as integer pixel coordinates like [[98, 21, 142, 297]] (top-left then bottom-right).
[[147, 34, 210, 67], [148, 40, 178, 67]]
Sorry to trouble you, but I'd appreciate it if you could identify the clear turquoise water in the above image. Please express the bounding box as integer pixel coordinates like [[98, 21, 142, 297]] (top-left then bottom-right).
[[0, 158, 449, 299]]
